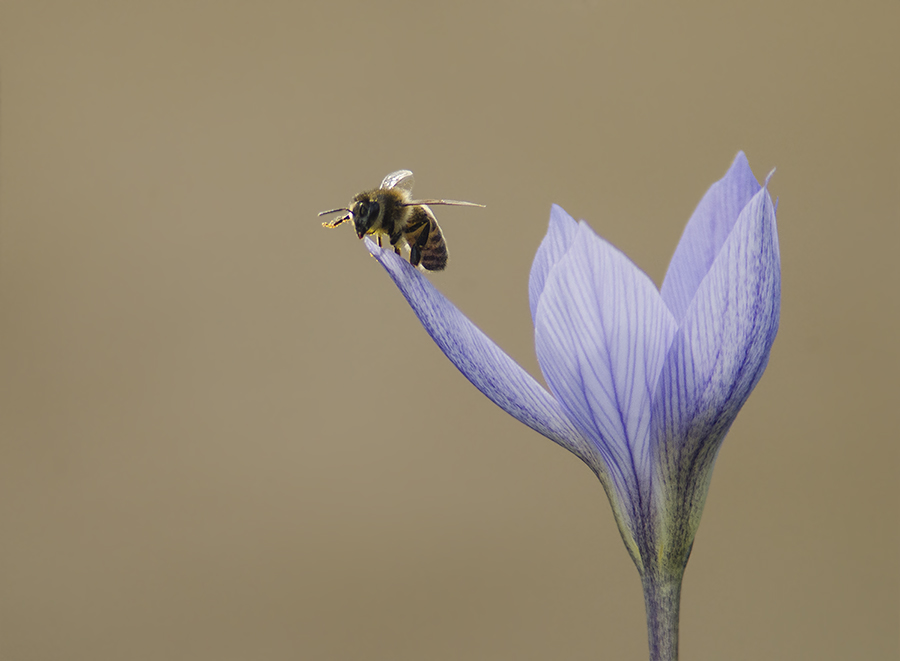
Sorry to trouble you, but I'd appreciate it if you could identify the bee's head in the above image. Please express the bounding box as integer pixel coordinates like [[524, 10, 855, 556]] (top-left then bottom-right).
[[351, 195, 381, 239]]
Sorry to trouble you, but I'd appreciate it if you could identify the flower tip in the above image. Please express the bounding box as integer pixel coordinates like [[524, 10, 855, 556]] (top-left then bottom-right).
[[363, 236, 381, 255], [549, 203, 577, 225], [547, 205, 580, 237], [365, 237, 423, 282], [365, 237, 402, 268], [764, 168, 776, 187], [733, 150, 750, 169]]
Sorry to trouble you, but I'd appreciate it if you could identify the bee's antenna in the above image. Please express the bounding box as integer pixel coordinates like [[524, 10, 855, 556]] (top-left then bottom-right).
[[318, 207, 352, 217]]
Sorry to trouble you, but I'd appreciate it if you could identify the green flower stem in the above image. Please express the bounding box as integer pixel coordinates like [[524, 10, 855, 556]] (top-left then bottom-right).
[[641, 570, 683, 661]]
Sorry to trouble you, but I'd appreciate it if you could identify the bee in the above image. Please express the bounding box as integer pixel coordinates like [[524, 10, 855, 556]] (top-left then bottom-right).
[[319, 170, 483, 271]]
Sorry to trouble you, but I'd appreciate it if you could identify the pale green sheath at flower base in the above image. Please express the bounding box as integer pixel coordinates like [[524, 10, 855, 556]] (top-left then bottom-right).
[[364, 152, 781, 661]]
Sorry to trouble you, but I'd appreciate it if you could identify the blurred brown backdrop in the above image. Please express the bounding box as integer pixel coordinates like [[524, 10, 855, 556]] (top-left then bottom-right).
[[1, 2, 897, 660]]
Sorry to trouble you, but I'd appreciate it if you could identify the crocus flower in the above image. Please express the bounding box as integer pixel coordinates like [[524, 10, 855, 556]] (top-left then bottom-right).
[[365, 152, 780, 661]]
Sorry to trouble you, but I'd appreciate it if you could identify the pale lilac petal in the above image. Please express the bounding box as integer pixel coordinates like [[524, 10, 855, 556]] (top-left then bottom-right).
[[651, 185, 780, 546], [533, 222, 678, 501], [366, 240, 596, 464], [529, 205, 580, 324], [660, 152, 762, 324]]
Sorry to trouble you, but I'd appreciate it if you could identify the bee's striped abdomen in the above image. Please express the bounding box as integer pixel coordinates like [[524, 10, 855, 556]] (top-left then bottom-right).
[[405, 206, 447, 271]]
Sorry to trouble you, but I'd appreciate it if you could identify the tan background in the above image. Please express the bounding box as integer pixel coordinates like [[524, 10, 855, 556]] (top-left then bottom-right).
[[1, 2, 897, 659]]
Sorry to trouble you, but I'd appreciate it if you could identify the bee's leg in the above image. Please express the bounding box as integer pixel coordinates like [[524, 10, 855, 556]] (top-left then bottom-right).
[[377, 235, 383, 247], [322, 217, 345, 229], [408, 221, 430, 269], [389, 230, 404, 256]]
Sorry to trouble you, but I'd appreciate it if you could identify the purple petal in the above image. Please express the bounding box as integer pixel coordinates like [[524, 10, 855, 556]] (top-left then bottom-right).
[[366, 240, 596, 464], [529, 205, 580, 325], [661, 152, 762, 325], [533, 221, 678, 501], [651, 184, 780, 546]]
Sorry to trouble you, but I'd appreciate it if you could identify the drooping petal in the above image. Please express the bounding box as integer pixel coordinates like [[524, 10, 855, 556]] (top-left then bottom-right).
[[650, 184, 780, 566], [529, 205, 580, 324], [533, 221, 678, 513], [660, 152, 762, 325], [366, 240, 597, 464]]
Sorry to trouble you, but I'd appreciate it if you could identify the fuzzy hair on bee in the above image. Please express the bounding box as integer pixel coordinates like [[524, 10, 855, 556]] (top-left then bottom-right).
[[319, 170, 483, 271]]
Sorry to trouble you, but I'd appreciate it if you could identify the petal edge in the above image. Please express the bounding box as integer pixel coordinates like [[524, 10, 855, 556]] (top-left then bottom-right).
[[529, 205, 580, 325], [661, 152, 762, 324]]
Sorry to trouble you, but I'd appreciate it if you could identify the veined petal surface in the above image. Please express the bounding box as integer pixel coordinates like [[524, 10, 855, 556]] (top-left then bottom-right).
[[534, 222, 678, 512], [661, 152, 762, 325], [367, 240, 596, 464], [651, 184, 780, 562]]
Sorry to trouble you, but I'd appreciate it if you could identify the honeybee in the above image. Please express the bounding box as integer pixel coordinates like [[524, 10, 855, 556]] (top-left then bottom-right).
[[319, 170, 483, 271]]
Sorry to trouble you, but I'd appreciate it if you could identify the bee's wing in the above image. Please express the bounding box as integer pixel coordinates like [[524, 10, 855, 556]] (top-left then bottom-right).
[[381, 170, 415, 193], [407, 199, 485, 208]]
